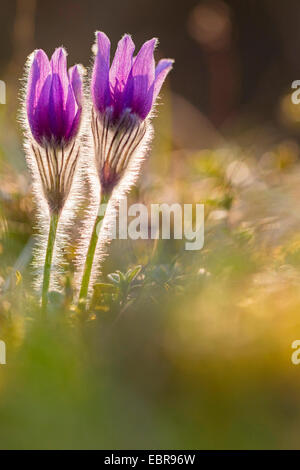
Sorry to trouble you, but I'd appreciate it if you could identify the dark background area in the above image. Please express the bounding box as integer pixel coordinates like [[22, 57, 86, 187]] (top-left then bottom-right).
[[1, 0, 300, 132]]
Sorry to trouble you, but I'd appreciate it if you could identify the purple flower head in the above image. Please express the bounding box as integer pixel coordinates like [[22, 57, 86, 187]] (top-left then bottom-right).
[[26, 48, 83, 147], [91, 32, 174, 122]]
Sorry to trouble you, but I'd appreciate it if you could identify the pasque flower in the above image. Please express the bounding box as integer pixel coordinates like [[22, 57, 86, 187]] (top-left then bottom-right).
[[92, 32, 173, 122], [24, 47, 84, 312], [27, 47, 82, 148], [26, 47, 83, 214], [78, 32, 173, 301], [90, 32, 173, 195]]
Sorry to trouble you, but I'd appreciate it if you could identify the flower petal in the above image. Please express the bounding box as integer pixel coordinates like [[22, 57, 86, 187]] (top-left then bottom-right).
[[110, 34, 135, 119], [130, 38, 157, 119], [49, 48, 79, 143], [64, 84, 78, 138], [48, 73, 66, 142], [50, 48, 69, 105], [33, 75, 52, 144], [26, 49, 51, 141], [153, 59, 174, 102], [69, 65, 83, 107], [110, 34, 135, 96], [67, 107, 81, 141], [64, 65, 83, 140], [91, 31, 111, 113]]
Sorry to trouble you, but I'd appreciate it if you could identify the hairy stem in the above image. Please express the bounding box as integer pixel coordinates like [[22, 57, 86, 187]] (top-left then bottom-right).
[[42, 213, 59, 315], [79, 193, 110, 301]]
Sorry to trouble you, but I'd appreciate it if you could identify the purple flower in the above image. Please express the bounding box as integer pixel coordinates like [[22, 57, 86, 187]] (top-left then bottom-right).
[[90, 32, 174, 196], [91, 32, 173, 122], [26, 48, 83, 147], [24, 47, 84, 214]]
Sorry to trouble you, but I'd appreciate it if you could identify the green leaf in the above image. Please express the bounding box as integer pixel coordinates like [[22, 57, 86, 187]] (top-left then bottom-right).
[[93, 283, 118, 294], [126, 265, 142, 283], [107, 273, 120, 284]]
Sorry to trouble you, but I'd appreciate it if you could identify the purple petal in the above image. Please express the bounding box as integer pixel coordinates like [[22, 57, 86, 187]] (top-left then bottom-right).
[[65, 65, 83, 140], [26, 49, 51, 142], [49, 48, 79, 143], [91, 31, 111, 113], [67, 108, 81, 141], [153, 59, 174, 102], [69, 65, 83, 107], [50, 48, 69, 105], [110, 34, 135, 120], [110, 34, 135, 96], [130, 38, 157, 119], [64, 84, 78, 138], [48, 73, 65, 142], [33, 75, 52, 144]]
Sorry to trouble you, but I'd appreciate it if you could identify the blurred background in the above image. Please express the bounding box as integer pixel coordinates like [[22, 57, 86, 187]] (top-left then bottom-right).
[[1, 0, 300, 450]]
